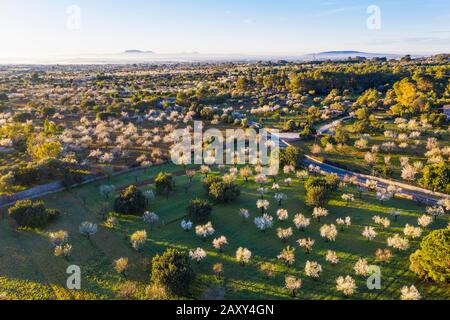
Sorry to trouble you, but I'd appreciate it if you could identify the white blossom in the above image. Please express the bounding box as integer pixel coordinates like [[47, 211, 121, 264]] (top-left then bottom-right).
[[313, 207, 329, 221], [354, 258, 370, 276], [276, 209, 289, 221], [254, 214, 274, 231], [212, 236, 228, 251], [277, 227, 293, 242], [336, 276, 357, 296], [326, 250, 339, 265], [236, 247, 252, 264], [297, 238, 315, 253], [189, 248, 207, 262], [181, 219, 193, 231], [239, 208, 250, 220], [403, 224, 422, 239], [195, 222, 215, 239], [400, 286, 421, 300], [305, 261, 322, 279], [362, 226, 377, 241], [320, 224, 338, 242], [293, 214, 310, 231], [387, 234, 410, 251], [417, 215, 433, 228]]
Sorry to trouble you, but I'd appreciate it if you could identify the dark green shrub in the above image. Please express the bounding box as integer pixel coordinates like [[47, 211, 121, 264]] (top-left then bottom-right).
[[155, 172, 174, 195], [114, 185, 146, 215], [324, 173, 339, 192], [279, 146, 300, 168], [419, 163, 450, 193], [202, 176, 221, 191], [202, 176, 240, 203], [8, 200, 60, 228], [304, 176, 327, 190], [410, 229, 450, 283], [151, 248, 194, 295], [208, 181, 240, 203], [320, 135, 335, 147], [187, 199, 212, 222], [305, 185, 327, 207]]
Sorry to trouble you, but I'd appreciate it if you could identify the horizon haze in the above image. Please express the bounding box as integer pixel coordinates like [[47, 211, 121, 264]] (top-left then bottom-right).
[[0, 0, 449, 64]]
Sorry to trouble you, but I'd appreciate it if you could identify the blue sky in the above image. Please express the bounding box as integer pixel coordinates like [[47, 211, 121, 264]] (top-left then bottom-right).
[[0, 0, 449, 58]]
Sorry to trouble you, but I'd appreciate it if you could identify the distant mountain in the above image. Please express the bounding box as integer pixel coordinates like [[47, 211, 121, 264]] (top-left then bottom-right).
[[123, 50, 154, 54], [1, 50, 418, 65], [304, 51, 403, 61], [320, 51, 364, 55]]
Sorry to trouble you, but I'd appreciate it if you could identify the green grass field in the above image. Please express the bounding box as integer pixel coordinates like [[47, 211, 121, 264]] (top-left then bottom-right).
[[0, 163, 448, 300]]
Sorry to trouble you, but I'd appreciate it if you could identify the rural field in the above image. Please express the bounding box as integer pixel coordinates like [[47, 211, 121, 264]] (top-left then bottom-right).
[[1, 163, 448, 300]]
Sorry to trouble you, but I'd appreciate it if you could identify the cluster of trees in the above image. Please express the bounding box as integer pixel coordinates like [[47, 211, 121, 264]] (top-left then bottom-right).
[[4, 158, 88, 191], [202, 176, 241, 203], [8, 200, 60, 228]]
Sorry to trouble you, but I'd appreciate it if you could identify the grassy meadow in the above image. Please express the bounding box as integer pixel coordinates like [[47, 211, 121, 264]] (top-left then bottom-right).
[[0, 163, 449, 300]]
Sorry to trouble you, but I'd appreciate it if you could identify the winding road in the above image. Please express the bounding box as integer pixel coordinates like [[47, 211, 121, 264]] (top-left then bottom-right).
[[277, 117, 449, 206]]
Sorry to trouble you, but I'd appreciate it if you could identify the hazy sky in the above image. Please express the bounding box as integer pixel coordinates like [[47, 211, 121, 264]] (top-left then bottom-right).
[[0, 0, 449, 59]]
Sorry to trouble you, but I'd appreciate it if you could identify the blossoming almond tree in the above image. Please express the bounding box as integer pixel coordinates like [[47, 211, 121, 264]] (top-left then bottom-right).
[[336, 217, 351, 231], [403, 224, 423, 239], [400, 285, 421, 300], [313, 207, 329, 223], [236, 247, 252, 265], [195, 222, 215, 240], [277, 246, 296, 266], [254, 214, 273, 232], [354, 258, 370, 276], [375, 248, 392, 264], [326, 250, 339, 265], [426, 206, 445, 221], [341, 193, 355, 204], [305, 261, 322, 279], [239, 208, 250, 222], [320, 224, 338, 242], [297, 238, 315, 254], [417, 215, 433, 228], [387, 234, 410, 252], [256, 199, 270, 214], [274, 193, 288, 206], [277, 227, 293, 243], [212, 236, 228, 252], [336, 276, 357, 297], [181, 219, 193, 231], [293, 214, 310, 231], [285, 276, 302, 297], [373, 216, 391, 230], [276, 209, 289, 221], [189, 248, 207, 263], [362, 226, 377, 241]]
